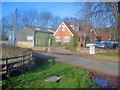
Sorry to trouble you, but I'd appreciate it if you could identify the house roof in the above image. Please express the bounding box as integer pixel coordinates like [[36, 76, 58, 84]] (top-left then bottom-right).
[[63, 22, 93, 37], [64, 22, 78, 37], [54, 21, 95, 39], [70, 22, 76, 25], [80, 25, 92, 34], [77, 31, 83, 37]]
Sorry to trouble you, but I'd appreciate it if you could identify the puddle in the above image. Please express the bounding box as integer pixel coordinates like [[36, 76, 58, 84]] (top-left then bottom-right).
[[91, 77, 108, 88], [89, 72, 108, 88]]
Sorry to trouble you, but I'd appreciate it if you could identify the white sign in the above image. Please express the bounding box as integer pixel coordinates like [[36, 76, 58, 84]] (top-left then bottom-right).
[[90, 45, 95, 54], [27, 36, 33, 41]]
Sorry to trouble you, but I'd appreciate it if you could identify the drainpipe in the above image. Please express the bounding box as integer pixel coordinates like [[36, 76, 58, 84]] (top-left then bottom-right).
[[80, 37, 81, 47], [60, 25, 62, 46], [84, 37, 86, 47]]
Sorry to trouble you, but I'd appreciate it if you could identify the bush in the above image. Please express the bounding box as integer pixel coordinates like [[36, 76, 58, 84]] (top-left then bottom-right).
[[51, 37, 62, 47], [65, 36, 78, 51], [51, 42, 61, 47]]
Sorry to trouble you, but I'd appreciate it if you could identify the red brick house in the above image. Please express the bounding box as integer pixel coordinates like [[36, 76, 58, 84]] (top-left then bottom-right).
[[96, 32, 112, 42], [54, 21, 97, 47], [53, 22, 76, 44], [77, 25, 97, 47]]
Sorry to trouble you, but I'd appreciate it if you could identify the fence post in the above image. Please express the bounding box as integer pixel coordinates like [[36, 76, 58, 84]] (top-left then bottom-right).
[[22, 56, 24, 65], [5, 57, 8, 74], [31, 52, 33, 59], [27, 54, 29, 60]]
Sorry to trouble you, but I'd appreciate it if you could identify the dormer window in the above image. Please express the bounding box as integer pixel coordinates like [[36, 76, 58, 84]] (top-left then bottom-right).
[[61, 25, 65, 31], [90, 29, 93, 32]]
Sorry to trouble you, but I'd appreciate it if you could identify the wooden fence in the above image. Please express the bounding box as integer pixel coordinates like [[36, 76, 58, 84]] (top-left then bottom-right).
[[0, 52, 33, 74]]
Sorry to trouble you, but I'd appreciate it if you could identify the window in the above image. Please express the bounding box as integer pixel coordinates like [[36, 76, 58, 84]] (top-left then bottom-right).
[[64, 36, 70, 42], [27, 36, 33, 42], [61, 25, 65, 31], [96, 36, 101, 41], [56, 36, 61, 42]]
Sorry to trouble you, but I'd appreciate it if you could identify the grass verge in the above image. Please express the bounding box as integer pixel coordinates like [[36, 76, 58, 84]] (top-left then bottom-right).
[[1, 44, 32, 58], [96, 52, 118, 56], [2, 57, 99, 89]]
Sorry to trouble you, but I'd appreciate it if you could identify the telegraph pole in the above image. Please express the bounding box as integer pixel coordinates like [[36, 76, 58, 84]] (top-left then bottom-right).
[[14, 8, 17, 45]]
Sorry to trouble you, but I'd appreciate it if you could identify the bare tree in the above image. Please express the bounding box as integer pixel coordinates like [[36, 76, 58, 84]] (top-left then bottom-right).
[[63, 17, 77, 23], [50, 16, 62, 31], [2, 9, 62, 37], [76, 2, 119, 40], [36, 12, 52, 28], [2, 13, 14, 32], [22, 9, 38, 26]]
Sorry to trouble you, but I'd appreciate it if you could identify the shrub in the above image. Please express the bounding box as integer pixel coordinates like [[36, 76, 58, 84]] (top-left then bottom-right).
[[51, 42, 61, 47], [51, 37, 62, 47], [65, 36, 78, 51]]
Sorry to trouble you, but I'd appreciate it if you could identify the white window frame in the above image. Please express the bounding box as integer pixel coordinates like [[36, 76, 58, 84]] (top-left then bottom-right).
[[64, 36, 70, 42], [27, 36, 33, 42], [56, 36, 61, 42], [61, 25, 65, 31]]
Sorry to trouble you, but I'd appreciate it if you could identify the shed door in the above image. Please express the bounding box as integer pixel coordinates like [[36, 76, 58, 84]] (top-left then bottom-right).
[[35, 32, 51, 47]]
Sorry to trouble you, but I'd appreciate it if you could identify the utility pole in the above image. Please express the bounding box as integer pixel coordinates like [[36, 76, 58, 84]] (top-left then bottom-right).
[[14, 8, 17, 45]]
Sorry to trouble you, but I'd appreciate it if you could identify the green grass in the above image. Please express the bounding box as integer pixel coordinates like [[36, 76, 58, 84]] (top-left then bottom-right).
[[2, 57, 99, 89], [96, 52, 118, 56]]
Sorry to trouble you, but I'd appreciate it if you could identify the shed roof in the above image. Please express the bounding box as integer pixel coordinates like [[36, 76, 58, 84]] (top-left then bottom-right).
[[21, 26, 55, 34]]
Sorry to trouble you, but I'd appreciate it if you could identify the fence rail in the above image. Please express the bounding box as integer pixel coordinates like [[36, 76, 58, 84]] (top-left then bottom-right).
[[0, 52, 33, 74]]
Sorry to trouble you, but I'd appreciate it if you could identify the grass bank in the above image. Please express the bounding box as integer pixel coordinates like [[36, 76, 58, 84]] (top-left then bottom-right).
[[96, 52, 118, 56], [1, 44, 32, 58], [2, 57, 99, 89]]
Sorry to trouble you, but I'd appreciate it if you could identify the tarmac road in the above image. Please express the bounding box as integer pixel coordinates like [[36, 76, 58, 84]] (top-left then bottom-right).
[[33, 51, 118, 77]]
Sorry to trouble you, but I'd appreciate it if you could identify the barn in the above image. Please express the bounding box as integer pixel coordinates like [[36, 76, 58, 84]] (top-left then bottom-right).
[[8, 26, 54, 48]]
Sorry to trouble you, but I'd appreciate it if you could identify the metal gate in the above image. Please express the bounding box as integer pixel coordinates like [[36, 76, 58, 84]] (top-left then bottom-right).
[[35, 32, 53, 47]]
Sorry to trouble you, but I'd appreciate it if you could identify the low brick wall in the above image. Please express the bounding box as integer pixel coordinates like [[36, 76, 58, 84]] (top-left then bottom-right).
[[32, 47, 56, 53], [17, 41, 34, 48], [77, 48, 89, 54], [77, 47, 118, 54]]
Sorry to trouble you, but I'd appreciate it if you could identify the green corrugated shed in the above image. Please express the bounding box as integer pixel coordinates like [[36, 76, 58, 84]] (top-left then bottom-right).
[[35, 31, 53, 47]]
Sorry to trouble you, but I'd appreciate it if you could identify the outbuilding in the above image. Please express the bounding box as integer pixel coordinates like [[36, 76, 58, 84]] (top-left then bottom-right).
[[8, 26, 54, 48]]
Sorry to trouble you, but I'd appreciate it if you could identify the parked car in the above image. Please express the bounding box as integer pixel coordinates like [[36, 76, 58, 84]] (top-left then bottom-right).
[[95, 42, 107, 48], [103, 42, 118, 49], [86, 42, 96, 47]]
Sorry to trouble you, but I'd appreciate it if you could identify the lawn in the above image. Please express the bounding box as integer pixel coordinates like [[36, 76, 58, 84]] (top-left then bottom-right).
[[2, 57, 99, 89]]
